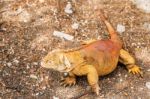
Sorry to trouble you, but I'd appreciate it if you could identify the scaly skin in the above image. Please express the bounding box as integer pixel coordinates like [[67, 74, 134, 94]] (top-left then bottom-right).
[[41, 11, 142, 95]]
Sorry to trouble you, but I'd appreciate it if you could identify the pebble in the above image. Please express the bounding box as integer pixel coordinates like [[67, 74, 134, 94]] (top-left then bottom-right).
[[118, 73, 121, 76], [120, 78, 123, 82], [132, 0, 150, 13], [53, 31, 74, 41], [26, 64, 30, 69], [117, 24, 125, 33], [146, 82, 150, 89], [64, 2, 73, 14], [33, 62, 38, 66], [125, 74, 128, 78], [71, 23, 79, 29], [53, 96, 59, 99], [35, 92, 40, 96], [138, 87, 144, 91], [13, 59, 19, 64], [7, 62, 12, 67], [131, 86, 134, 89], [147, 69, 150, 72], [30, 74, 38, 79], [42, 86, 46, 90]]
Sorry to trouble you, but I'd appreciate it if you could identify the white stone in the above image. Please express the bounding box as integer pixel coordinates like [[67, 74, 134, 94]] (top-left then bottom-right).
[[132, 0, 150, 13], [13, 59, 19, 64], [26, 64, 30, 69], [7, 62, 12, 67], [35, 92, 40, 96], [71, 23, 79, 29], [33, 62, 38, 65], [53, 31, 74, 41], [147, 69, 150, 72], [146, 82, 150, 89], [120, 78, 123, 82], [117, 24, 125, 33], [30, 74, 38, 79], [125, 74, 128, 78], [64, 2, 73, 14], [53, 96, 59, 99], [131, 86, 134, 89], [42, 86, 46, 90]]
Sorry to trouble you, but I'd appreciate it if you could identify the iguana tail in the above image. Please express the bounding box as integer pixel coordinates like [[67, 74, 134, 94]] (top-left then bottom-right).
[[99, 10, 122, 46]]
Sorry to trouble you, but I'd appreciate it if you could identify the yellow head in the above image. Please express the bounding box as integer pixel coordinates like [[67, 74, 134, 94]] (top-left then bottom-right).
[[41, 50, 72, 72]]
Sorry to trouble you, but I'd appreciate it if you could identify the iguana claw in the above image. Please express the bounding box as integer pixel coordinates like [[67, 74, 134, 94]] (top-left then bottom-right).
[[91, 84, 100, 95], [60, 77, 76, 87], [128, 65, 143, 77]]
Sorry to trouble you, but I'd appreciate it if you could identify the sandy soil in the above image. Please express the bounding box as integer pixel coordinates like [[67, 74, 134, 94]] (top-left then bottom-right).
[[0, 0, 150, 99]]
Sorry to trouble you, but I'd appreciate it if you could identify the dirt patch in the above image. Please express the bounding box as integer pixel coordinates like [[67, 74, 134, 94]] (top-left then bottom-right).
[[0, 0, 150, 99]]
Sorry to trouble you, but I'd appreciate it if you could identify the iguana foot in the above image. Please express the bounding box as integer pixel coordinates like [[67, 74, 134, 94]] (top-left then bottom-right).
[[60, 77, 76, 87], [128, 65, 143, 77], [91, 83, 100, 95]]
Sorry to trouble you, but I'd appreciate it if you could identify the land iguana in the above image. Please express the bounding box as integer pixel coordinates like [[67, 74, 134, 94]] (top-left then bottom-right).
[[41, 10, 142, 95]]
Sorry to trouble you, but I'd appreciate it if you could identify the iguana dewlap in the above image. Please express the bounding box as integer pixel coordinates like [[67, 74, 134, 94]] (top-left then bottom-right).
[[41, 11, 142, 95]]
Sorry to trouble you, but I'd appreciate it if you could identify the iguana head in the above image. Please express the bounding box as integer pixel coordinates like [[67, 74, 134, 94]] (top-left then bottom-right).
[[41, 50, 72, 72]]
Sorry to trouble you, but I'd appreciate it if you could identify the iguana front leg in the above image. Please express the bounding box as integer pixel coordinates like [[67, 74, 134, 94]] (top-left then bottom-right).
[[119, 49, 143, 76], [60, 72, 76, 87], [72, 65, 100, 95]]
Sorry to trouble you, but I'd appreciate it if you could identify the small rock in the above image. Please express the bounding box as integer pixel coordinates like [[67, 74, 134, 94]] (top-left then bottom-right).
[[42, 86, 46, 90], [131, 86, 134, 89], [71, 23, 79, 29], [117, 24, 125, 33], [124, 92, 128, 96], [125, 74, 128, 78], [23, 71, 26, 74], [146, 82, 150, 89], [118, 73, 121, 76], [53, 31, 74, 41], [53, 96, 59, 99], [7, 62, 12, 67], [26, 64, 30, 69], [30, 74, 38, 79], [120, 78, 123, 82], [35, 92, 40, 96], [132, 0, 150, 13], [64, 2, 73, 14], [138, 87, 144, 91], [33, 62, 38, 66], [13, 59, 19, 64], [147, 69, 150, 72]]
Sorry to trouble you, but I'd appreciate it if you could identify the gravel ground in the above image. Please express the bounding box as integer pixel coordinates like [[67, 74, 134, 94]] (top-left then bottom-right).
[[0, 0, 150, 99]]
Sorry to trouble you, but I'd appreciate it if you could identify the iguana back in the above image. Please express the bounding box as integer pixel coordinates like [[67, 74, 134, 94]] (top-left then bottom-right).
[[78, 11, 122, 76]]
